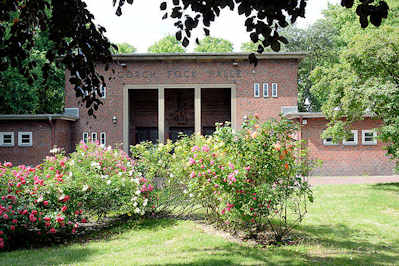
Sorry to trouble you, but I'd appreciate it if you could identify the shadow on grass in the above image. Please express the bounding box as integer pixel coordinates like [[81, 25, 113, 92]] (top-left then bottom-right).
[[148, 223, 399, 266], [0, 217, 178, 265], [371, 182, 399, 193]]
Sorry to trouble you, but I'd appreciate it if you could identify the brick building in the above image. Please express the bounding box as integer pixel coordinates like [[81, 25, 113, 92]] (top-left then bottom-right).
[[0, 53, 395, 175]]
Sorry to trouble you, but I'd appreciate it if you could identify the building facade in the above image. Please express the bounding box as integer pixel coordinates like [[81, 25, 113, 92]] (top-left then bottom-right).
[[0, 53, 395, 175]]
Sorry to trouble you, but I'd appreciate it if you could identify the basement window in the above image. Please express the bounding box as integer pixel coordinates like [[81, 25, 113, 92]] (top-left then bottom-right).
[[362, 130, 377, 145], [272, 83, 278, 98], [0, 132, 14, 147], [263, 83, 269, 97], [18, 132, 32, 147], [323, 136, 338, 146], [343, 130, 358, 145], [253, 83, 260, 97], [100, 132, 106, 145], [83, 132, 88, 144]]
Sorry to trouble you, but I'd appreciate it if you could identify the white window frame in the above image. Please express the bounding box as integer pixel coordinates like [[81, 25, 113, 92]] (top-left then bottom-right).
[[100, 85, 106, 99], [18, 132, 32, 147], [323, 136, 338, 146], [253, 83, 260, 98], [262, 83, 269, 97], [83, 132, 89, 144], [272, 83, 278, 98], [100, 132, 106, 145], [0, 132, 14, 147], [362, 130, 377, 145], [91, 132, 98, 143], [343, 130, 358, 146]]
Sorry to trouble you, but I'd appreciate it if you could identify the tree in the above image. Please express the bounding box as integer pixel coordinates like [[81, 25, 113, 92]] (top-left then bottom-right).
[[0, 31, 64, 114], [194, 36, 233, 53], [148, 35, 185, 53], [0, 0, 390, 116], [309, 0, 399, 167], [111, 43, 136, 54]]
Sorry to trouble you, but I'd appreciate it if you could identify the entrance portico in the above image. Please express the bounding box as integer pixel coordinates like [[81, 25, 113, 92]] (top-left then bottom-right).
[[123, 83, 237, 152]]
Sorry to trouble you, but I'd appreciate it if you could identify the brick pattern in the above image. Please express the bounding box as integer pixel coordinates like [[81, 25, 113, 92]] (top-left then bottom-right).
[[64, 59, 299, 147], [0, 120, 73, 166], [301, 118, 395, 176]]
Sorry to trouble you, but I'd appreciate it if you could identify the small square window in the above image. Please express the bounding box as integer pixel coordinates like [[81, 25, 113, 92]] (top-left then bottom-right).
[[323, 136, 338, 146], [18, 132, 32, 147], [253, 83, 260, 98], [83, 132, 89, 144], [263, 83, 269, 97], [362, 130, 377, 145], [0, 132, 14, 147], [343, 130, 358, 145], [272, 83, 278, 97], [91, 132, 98, 143], [100, 132, 106, 145]]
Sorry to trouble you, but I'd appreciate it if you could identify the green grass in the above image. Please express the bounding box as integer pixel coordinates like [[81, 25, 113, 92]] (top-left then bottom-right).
[[1, 183, 399, 265]]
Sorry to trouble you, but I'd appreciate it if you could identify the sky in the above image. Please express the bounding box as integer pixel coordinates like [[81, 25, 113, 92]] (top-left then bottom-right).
[[84, 0, 340, 52]]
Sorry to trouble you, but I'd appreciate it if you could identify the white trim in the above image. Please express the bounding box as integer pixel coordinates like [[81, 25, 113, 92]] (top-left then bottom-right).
[[323, 136, 338, 146], [91, 132, 98, 143], [263, 83, 269, 97], [0, 132, 14, 147], [18, 132, 32, 147], [83, 132, 89, 144], [100, 132, 106, 145], [362, 130, 377, 145], [254, 83, 260, 97], [272, 83, 278, 98], [343, 130, 358, 146]]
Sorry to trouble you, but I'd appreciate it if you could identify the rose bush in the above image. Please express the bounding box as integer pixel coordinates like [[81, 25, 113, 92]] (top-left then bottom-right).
[[0, 142, 154, 250], [136, 116, 315, 242]]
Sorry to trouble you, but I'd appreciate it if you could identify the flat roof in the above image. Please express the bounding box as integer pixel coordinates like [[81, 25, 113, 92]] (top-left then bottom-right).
[[284, 112, 326, 119], [284, 112, 375, 120], [112, 52, 307, 61], [0, 114, 78, 121]]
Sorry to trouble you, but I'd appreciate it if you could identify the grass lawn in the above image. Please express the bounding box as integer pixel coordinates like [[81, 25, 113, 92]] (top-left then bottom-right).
[[1, 183, 399, 265]]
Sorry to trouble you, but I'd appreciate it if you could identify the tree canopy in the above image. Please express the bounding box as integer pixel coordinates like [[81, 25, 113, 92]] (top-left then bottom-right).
[[194, 36, 233, 53], [111, 43, 137, 54], [148, 35, 185, 53], [307, 0, 399, 168], [0, 0, 390, 116]]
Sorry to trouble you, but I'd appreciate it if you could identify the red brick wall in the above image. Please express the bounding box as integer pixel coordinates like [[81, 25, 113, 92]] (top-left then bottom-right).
[[301, 118, 395, 176], [64, 58, 299, 147], [0, 120, 73, 166]]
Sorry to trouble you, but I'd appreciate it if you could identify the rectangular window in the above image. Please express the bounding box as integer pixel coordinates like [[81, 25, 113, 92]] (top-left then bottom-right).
[[100, 132, 106, 145], [323, 136, 338, 146], [263, 83, 269, 97], [0, 132, 14, 147], [253, 83, 260, 97], [343, 130, 358, 145], [362, 130, 377, 145], [18, 132, 32, 147], [91, 132, 98, 143], [100, 85, 106, 99], [83, 132, 88, 144], [272, 83, 278, 97]]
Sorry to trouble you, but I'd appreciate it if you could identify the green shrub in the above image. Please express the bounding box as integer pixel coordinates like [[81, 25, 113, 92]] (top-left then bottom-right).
[[0, 142, 155, 250], [132, 116, 315, 242]]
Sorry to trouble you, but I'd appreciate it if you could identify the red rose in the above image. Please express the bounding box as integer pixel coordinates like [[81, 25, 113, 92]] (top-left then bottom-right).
[[43, 201, 49, 206], [10, 225, 15, 231], [61, 206, 67, 212]]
